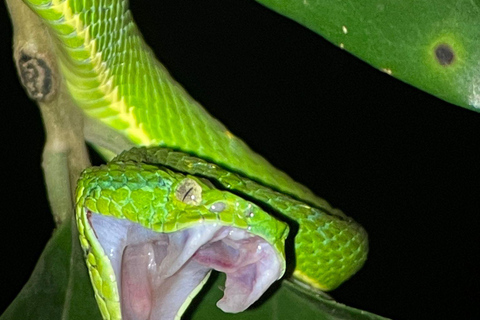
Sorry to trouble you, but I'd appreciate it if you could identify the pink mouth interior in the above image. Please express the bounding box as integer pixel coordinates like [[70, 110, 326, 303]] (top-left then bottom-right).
[[88, 212, 282, 320]]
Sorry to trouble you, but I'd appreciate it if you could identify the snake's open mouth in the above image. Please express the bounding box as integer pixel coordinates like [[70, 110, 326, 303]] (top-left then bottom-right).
[[88, 211, 282, 319]]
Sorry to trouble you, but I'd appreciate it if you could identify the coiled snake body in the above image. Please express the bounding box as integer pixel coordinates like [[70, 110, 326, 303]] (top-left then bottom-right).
[[20, 0, 368, 319]]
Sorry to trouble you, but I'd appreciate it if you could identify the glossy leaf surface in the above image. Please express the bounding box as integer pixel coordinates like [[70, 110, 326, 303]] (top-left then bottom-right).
[[255, 0, 480, 112]]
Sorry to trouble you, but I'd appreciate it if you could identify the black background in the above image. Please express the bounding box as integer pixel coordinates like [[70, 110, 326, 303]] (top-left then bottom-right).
[[0, 1, 478, 319]]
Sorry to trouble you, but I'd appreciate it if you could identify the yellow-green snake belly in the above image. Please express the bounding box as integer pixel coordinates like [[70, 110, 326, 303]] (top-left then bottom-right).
[[19, 0, 369, 319]]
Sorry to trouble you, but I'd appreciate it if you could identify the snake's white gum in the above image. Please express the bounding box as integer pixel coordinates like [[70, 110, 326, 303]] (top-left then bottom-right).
[[89, 212, 283, 319]]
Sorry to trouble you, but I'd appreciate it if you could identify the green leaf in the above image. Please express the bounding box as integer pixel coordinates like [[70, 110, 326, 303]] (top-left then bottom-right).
[[254, 0, 480, 113], [190, 274, 388, 320], [1, 215, 388, 320], [0, 215, 102, 320]]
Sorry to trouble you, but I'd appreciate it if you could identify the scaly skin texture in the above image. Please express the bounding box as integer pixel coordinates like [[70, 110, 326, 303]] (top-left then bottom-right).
[[76, 148, 367, 318], [111, 147, 368, 290], [21, 0, 369, 318], [76, 158, 290, 319], [22, 0, 330, 209]]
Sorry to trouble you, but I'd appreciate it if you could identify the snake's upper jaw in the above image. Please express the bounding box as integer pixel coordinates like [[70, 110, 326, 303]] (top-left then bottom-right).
[[88, 212, 283, 319]]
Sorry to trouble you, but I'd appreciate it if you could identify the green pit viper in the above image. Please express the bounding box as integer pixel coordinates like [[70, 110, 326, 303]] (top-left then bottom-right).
[[17, 0, 368, 319]]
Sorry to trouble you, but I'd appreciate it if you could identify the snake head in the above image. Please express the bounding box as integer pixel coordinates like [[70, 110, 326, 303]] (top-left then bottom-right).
[[76, 163, 289, 319]]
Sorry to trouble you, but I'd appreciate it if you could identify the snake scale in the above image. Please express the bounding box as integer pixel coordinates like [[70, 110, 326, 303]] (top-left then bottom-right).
[[19, 0, 368, 319]]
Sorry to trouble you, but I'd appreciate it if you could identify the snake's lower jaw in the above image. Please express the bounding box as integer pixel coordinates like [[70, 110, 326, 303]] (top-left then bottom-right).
[[88, 212, 283, 319]]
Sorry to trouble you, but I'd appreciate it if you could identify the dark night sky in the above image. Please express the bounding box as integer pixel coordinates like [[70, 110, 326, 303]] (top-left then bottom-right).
[[0, 1, 478, 319]]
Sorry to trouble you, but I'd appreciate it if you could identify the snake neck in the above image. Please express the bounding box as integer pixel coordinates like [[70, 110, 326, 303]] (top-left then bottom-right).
[[23, 0, 333, 208]]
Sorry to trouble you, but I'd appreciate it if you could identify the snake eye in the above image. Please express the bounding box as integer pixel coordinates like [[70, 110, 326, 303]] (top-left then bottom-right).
[[175, 178, 202, 205]]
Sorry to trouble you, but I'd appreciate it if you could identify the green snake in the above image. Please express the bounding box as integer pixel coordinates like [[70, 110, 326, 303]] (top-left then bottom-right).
[[19, 0, 368, 319]]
